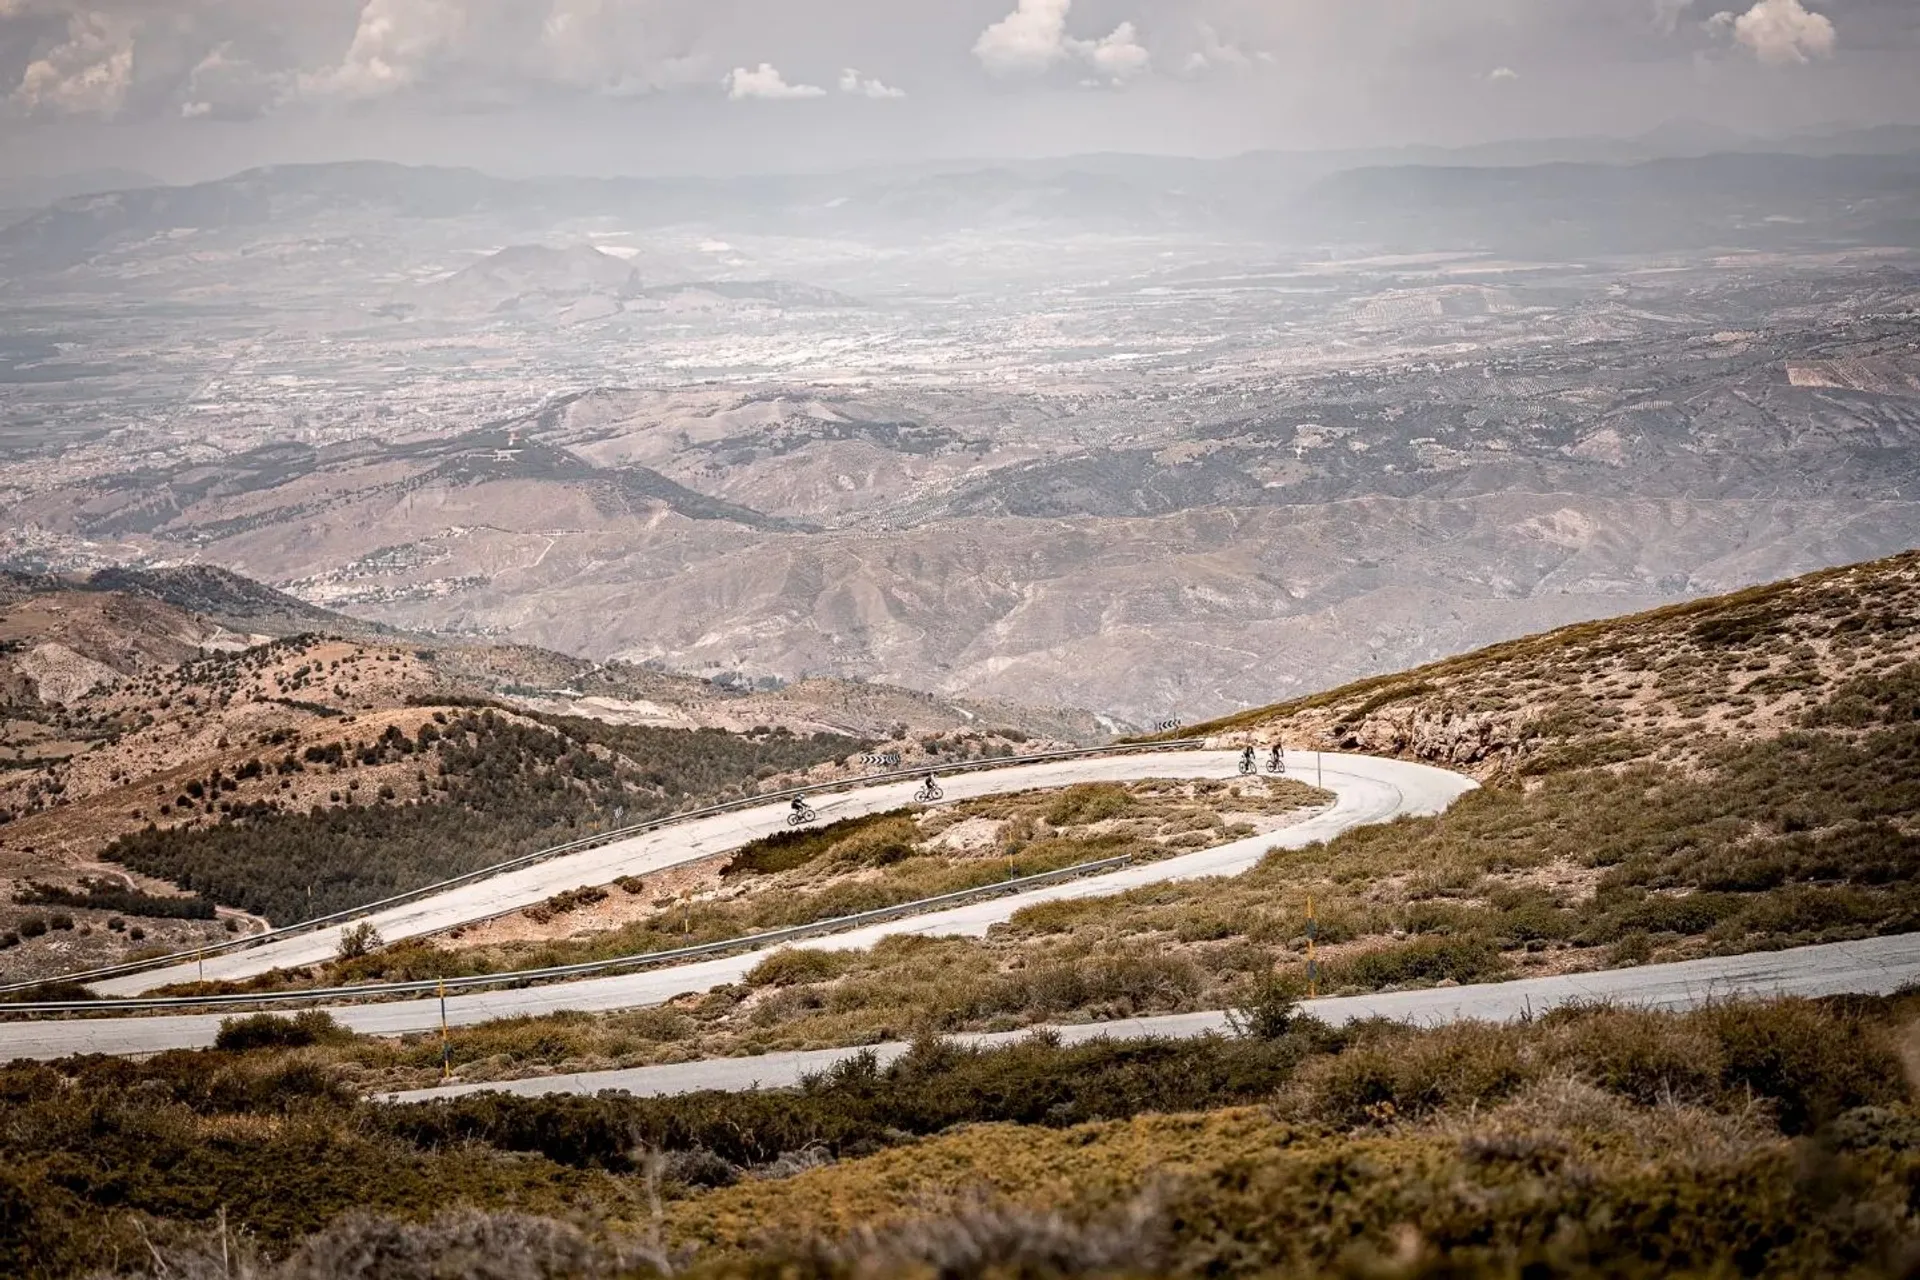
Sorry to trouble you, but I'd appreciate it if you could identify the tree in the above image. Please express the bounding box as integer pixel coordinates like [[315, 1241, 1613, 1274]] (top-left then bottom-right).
[[336, 920, 384, 961]]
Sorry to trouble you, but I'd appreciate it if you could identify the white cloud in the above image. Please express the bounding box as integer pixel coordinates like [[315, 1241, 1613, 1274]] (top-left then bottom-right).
[[302, 0, 466, 100], [1079, 21, 1149, 82], [11, 11, 135, 117], [974, 0, 1150, 84], [724, 62, 824, 100], [179, 40, 289, 120], [974, 0, 1073, 76], [1487, 65, 1520, 81], [1181, 22, 1263, 75], [1716, 0, 1835, 64], [537, 0, 706, 96], [838, 68, 905, 99]]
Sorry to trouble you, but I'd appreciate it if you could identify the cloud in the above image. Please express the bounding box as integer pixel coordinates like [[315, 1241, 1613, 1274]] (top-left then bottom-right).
[[1080, 21, 1149, 82], [1487, 65, 1520, 81], [536, 0, 709, 96], [1180, 22, 1270, 75], [838, 68, 904, 99], [724, 62, 823, 100], [179, 40, 290, 120], [1712, 0, 1835, 64], [974, 0, 1073, 76], [301, 0, 465, 100], [291, 0, 711, 105], [973, 0, 1150, 84], [11, 10, 135, 117]]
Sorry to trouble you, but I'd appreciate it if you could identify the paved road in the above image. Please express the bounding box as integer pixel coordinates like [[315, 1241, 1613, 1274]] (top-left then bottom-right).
[[383, 932, 1920, 1103], [3, 751, 1474, 1059]]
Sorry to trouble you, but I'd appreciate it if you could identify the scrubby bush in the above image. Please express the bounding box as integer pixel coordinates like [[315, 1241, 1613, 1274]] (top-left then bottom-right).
[[214, 1010, 354, 1052], [336, 920, 384, 960], [1042, 783, 1136, 828], [1327, 935, 1508, 990], [725, 812, 911, 878], [747, 948, 858, 988]]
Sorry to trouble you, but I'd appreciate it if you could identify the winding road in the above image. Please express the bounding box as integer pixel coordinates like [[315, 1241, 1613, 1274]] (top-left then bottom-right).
[[3, 750, 1474, 1060], [383, 931, 1920, 1103]]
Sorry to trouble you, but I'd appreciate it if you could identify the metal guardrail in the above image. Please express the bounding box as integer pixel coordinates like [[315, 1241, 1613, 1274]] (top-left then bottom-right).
[[0, 738, 1205, 995], [0, 854, 1135, 1015]]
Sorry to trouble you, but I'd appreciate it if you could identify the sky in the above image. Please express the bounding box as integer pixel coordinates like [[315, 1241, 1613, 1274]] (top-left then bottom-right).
[[0, 0, 1915, 181]]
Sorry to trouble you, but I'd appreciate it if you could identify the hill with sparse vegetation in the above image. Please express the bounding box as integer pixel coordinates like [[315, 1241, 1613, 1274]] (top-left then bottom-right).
[[287, 551, 1920, 1090]]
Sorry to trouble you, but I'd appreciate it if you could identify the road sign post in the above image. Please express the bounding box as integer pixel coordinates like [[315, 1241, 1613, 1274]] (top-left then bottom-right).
[[438, 977, 451, 1082], [1305, 894, 1319, 999]]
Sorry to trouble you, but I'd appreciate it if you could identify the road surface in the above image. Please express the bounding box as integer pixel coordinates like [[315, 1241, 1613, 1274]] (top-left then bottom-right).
[[382, 931, 1920, 1103], [3, 750, 1474, 1058]]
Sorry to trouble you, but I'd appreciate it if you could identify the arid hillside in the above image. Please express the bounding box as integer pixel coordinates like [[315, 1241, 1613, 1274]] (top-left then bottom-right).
[[335, 549, 1920, 1087], [1178, 548, 1920, 779], [0, 573, 1100, 982]]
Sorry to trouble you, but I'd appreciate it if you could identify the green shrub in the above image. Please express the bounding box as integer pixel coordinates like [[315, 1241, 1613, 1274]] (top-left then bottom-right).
[[214, 1010, 354, 1052], [726, 812, 911, 878], [0, 980, 97, 1005], [1327, 935, 1508, 990], [1696, 999, 1907, 1133], [1043, 784, 1136, 828], [747, 949, 859, 988], [336, 920, 384, 960]]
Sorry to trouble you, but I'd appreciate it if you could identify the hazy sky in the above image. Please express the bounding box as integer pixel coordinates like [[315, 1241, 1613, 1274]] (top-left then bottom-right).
[[0, 0, 1915, 180]]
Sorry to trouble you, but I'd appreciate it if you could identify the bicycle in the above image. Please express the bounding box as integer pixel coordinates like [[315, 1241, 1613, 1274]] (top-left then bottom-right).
[[1266, 756, 1287, 776], [1238, 756, 1258, 777], [786, 805, 817, 827], [914, 782, 945, 803]]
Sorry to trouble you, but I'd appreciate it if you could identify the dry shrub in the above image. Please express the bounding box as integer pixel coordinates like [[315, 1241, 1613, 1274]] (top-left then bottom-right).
[[215, 1011, 354, 1053], [986, 949, 1208, 1020], [1693, 998, 1908, 1133], [1044, 784, 1136, 828], [1325, 935, 1509, 991], [752, 1189, 1171, 1280], [1282, 1022, 1534, 1127], [96, 1210, 663, 1280], [746, 948, 858, 988], [1535, 1004, 1723, 1106]]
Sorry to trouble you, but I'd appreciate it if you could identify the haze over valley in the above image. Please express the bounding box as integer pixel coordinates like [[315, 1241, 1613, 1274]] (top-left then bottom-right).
[[4, 144, 1920, 721]]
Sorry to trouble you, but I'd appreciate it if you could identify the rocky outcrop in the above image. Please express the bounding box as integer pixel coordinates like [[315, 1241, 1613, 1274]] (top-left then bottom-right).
[[14, 642, 124, 705]]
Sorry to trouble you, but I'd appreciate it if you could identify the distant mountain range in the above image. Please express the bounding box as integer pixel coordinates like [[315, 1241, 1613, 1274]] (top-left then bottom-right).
[[7, 132, 1920, 271]]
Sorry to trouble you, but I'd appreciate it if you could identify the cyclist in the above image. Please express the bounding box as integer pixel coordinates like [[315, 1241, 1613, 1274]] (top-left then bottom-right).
[[790, 794, 811, 818], [1268, 742, 1284, 773], [1239, 744, 1256, 773]]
